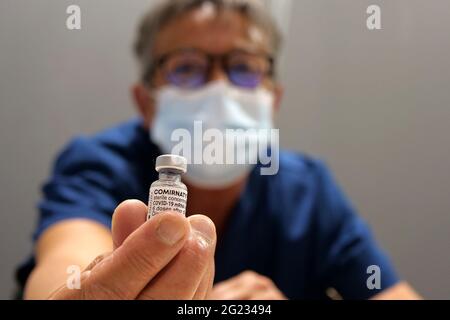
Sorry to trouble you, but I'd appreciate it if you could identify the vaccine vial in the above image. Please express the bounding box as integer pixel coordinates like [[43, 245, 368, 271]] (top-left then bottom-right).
[[147, 155, 188, 220]]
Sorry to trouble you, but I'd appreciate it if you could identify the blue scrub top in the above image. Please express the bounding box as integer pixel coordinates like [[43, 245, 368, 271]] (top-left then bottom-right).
[[16, 119, 399, 299]]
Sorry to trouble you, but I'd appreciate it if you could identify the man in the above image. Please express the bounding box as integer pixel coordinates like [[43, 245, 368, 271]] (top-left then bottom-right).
[[18, 0, 420, 299]]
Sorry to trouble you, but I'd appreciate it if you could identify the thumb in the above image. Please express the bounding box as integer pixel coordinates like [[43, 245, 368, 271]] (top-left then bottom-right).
[[112, 200, 147, 250]]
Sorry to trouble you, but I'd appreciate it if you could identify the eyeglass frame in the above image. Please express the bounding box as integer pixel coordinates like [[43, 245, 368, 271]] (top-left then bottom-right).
[[142, 48, 276, 88]]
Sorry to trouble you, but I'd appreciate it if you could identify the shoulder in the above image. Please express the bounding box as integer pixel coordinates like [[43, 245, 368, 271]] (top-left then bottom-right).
[[54, 118, 154, 174], [271, 150, 333, 193], [43, 118, 158, 205]]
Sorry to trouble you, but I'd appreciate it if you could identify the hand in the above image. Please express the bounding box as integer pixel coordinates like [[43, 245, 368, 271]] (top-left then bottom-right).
[[209, 271, 287, 300], [49, 200, 216, 300]]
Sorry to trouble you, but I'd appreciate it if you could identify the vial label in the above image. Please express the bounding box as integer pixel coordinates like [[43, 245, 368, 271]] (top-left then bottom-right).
[[147, 186, 188, 219]]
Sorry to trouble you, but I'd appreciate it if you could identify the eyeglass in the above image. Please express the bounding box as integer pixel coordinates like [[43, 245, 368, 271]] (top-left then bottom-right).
[[145, 48, 274, 89]]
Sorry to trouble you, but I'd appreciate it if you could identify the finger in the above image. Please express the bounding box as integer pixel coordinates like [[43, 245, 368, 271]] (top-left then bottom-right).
[[210, 271, 260, 300], [248, 292, 272, 300], [112, 200, 147, 250], [138, 215, 216, 300], [81, 211, 190, 299], [209, 277, 241, 299], [211, 284, 254, 300], [195, 258, 215, 300], [189, 216, 216, 300], [49, 270, 92, 300], [84, 252, 112, 272], [249, 289, 287, 300]]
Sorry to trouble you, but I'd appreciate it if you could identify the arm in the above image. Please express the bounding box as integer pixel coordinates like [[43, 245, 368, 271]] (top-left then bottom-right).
[[24, 200, 217, 300], [312, 160, 421, 299], [24, 219, 113, 299], [25, 138, 217, 299]]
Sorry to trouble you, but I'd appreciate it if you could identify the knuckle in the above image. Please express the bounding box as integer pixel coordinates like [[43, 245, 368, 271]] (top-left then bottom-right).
[[241, 272, 273, 290], [258, 276, 273, 287], [121, 246, 164, 279], [243, 270, 256, 277], [85, 252, 111, 271], [182, 237, 211, 271], [242, 270, 258, 282]]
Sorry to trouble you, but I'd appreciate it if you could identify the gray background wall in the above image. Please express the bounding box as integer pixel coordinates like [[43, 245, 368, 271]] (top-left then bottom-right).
[[0, 0, 449, 299]]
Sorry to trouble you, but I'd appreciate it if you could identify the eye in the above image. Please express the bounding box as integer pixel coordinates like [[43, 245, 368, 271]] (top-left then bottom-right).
[[162, 52, 209, 88], [227, 51, 271, 75], [172, 63, 205, 76], [231, 63, 253, 73], [228, 63, 263, 89], [166, 62, 208, 88]]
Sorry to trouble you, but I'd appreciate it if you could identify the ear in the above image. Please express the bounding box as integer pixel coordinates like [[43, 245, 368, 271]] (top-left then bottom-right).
[[131, 83, 156, 130], [273, 83, 284, 112]]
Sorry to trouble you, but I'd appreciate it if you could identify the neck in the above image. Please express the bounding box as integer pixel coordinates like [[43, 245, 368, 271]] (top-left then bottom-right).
[[185, 179, 247, 238]]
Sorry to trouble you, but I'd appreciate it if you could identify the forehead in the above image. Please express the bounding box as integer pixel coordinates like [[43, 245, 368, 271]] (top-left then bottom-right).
[[153, 6, 270, 57]]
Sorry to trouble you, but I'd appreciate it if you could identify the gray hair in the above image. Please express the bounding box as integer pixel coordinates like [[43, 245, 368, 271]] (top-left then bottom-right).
[[134, 0, 282, 82]]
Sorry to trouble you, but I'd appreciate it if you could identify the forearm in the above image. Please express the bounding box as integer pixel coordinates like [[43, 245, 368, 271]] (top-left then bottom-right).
[[24, 219, 113, 300], [24, 256, 88, 299]]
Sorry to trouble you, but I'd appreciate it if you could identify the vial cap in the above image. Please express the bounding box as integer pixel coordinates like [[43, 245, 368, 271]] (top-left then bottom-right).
[[155, 155, 187, 174]]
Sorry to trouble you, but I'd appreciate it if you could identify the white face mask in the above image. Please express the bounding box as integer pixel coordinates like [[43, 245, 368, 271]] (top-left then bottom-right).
[[150, 80, 274, 189]]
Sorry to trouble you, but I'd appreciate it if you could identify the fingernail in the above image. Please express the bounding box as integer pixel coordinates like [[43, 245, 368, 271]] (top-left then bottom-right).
[[190, 217, 215, 248], [156, 216, 186, 246]]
